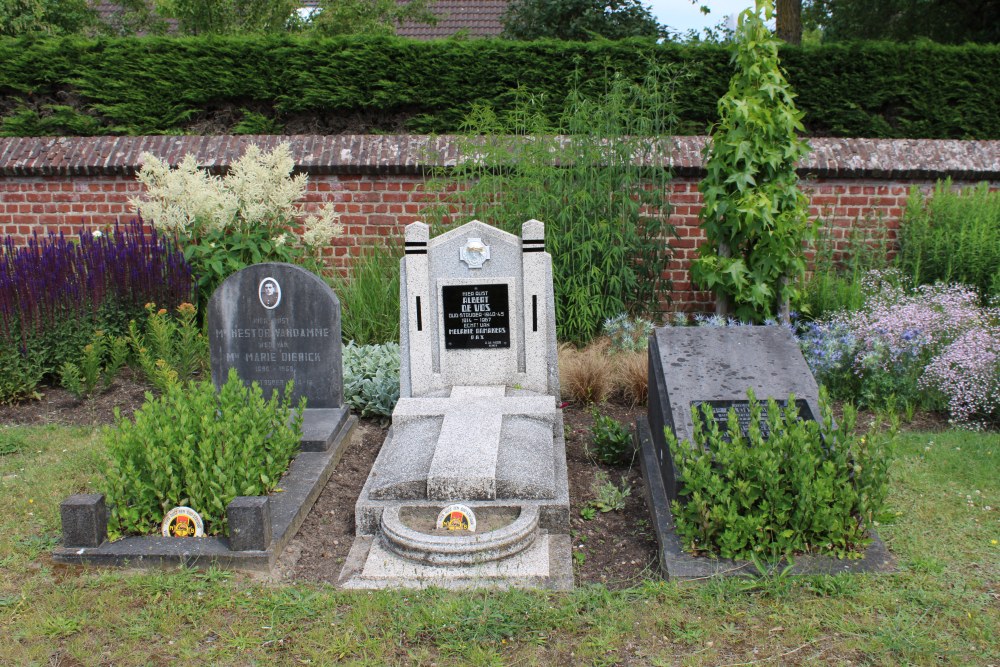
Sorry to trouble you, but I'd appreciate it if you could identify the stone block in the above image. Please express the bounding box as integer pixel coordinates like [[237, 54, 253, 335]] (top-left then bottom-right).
[[61, 494, 107, 548], [227, 496, 272, 552]]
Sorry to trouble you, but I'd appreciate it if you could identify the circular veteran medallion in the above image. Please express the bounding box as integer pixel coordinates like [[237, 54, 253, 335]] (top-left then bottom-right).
[[161, 506, 205, 538], [436, 504, 477, 532]]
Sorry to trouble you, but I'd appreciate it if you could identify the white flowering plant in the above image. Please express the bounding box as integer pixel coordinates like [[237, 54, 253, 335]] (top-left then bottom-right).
[[131, 143, 343, 301]]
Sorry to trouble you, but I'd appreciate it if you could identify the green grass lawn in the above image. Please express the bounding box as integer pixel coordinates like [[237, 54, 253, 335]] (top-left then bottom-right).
[[0, 424, 996, 666]]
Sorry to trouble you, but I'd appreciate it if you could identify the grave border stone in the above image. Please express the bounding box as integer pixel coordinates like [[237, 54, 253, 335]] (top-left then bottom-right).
[[53, 415, 355, 570]]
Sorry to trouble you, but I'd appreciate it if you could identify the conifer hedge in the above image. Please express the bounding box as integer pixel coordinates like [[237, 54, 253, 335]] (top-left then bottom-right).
[[0, 35, 997, 138]]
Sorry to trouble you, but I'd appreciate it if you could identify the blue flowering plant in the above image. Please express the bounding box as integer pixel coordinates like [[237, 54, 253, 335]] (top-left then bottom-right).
[[798, 269, 1000, 424]]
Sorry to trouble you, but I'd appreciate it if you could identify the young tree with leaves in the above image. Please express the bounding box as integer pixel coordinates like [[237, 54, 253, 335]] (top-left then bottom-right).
[[691, 0, 813, 323]]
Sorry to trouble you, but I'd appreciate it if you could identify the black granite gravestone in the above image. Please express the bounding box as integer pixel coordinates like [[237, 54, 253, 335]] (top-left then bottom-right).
[[635, 325, 894, 580], [642, 326, 823, 503], [208, 263, 349, 451]]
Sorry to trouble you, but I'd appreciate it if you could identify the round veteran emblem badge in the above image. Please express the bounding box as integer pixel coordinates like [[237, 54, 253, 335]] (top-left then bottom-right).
[[162, 507, 205, 538], [436, 504, 477, 532]]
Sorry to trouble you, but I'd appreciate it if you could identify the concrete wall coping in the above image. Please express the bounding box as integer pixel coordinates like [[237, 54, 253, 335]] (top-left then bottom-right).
[[1, 135, 997, 180]]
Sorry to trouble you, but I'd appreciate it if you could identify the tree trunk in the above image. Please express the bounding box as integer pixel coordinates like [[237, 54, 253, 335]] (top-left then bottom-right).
[[775, 0, 802, 44], [715, 241, 732, 317]]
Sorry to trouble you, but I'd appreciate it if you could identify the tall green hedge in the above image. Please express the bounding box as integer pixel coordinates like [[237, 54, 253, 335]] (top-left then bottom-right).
[[1, 35, 997, 138]]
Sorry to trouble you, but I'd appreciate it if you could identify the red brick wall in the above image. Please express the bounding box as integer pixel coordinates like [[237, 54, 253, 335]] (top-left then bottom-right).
[[2, 135, 997, 314]]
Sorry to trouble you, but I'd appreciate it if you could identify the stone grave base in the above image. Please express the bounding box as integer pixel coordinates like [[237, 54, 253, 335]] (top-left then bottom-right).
[[53, 416, 357, 571], [636, 417, 895, 579], [338, 533, 574, 590]]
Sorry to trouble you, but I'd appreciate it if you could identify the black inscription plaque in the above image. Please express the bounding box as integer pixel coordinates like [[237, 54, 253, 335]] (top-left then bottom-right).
[[691, 399, 814, 442], [442, 283, 510, 350]]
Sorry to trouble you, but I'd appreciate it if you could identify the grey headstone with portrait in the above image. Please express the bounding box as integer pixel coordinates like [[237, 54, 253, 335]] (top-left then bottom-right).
[[208, 263, 349, 451]]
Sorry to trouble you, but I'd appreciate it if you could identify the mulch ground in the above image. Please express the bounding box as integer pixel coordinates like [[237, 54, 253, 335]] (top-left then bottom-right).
[[1, 375, 658, 588]]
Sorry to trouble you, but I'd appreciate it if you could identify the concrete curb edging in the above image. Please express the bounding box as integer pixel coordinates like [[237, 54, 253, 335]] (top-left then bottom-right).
[[636, 416, 895, 579], [52, 416, 357, 571]]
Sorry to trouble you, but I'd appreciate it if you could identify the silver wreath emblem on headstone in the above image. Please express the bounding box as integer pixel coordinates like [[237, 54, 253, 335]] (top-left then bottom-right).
[[459, 237, 491, 269]]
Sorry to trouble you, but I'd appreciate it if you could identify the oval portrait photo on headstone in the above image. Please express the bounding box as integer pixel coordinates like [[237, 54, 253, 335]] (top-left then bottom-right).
[[258, 277, 281, 309]]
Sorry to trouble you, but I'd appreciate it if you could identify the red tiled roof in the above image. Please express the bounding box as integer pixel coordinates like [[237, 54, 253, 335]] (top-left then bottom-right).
[[397, 0, 508, 39]]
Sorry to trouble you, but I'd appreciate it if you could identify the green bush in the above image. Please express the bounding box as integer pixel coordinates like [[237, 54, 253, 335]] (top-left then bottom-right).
[[589, 409, 635, 466], [897, 180, 1000, 301], [343, 341, 400, 420], [0, 35, 996, 138], [103, 369, 304, 537], [330, 241, 401, 345], [667, 390, 893, 561]]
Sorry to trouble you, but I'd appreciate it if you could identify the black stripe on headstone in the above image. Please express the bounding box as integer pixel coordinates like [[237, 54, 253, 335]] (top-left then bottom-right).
[[522, 247, 546, 253], [404, 248, 427, 255]]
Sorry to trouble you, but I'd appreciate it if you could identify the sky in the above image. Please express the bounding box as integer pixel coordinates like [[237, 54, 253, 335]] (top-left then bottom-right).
[[646, 1, 756, 35]]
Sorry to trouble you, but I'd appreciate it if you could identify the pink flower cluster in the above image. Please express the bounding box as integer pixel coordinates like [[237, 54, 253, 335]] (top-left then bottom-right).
[[848, 273, 983, 372], [921, 324, 1000, 423]]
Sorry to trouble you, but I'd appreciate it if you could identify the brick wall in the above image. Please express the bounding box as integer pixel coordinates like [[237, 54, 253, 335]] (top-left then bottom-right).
[[2, 135, 997, 313]]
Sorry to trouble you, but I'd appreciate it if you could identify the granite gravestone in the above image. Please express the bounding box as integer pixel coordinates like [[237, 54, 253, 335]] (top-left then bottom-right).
[[208, 263, 349, 451], [642, 325, 822, 503], [399, 219, 560, 398], [343, 220, 572, 590]]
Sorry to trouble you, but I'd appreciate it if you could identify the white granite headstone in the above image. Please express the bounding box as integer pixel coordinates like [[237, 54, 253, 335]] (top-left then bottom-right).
[[399, 220, 559, 398]]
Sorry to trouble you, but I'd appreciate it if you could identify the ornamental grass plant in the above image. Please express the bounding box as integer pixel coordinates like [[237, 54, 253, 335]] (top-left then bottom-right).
[[435, 62, 681, 344]]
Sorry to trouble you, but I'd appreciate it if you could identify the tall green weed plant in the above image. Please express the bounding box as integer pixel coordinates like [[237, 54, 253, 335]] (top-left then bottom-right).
[[898, 180, 1000, 301], [127, 302, 207, 392], [329, 241, 401, 345], [668, 389, 893, 561], [434, 63, 681, 343], [59, 329, 129, 399], [103, 369, 304, 537], [801, 213, 895, 319]]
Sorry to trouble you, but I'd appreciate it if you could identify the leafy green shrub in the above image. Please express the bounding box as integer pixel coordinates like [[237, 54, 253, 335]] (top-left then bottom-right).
[[103, 369, 304, 537], [589, 409, 635, 466], [1, 35, 998, 139], [329, 241, 401, 345], [898, 180, 1000, 301], [127, 302, 207, 392], [343, 341, 400, 420], [691, 0, 813, 323], [0, 345, 44, 404], [438, 64, 679, 342], [59, 330, 129, 399], [667, 389, 893, 561]]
